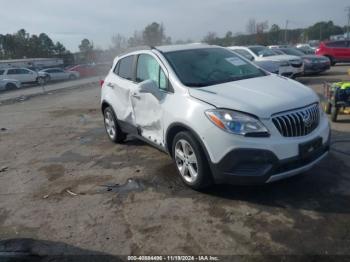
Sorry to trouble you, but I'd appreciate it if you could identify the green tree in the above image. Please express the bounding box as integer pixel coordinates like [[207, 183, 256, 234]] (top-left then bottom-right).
[[142, 22, 166, 46]]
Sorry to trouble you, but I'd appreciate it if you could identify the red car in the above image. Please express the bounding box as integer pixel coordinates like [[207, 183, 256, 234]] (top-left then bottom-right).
[[316, 40, 350, 66], [67, 64, 97, 77]]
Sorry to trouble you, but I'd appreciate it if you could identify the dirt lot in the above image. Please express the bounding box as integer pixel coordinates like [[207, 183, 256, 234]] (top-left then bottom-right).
[[0, 66, 350, 258]]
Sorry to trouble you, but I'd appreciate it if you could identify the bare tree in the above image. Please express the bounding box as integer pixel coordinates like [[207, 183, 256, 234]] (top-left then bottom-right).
[[111, 34, 127, 53], [246, 19, 257, 34]]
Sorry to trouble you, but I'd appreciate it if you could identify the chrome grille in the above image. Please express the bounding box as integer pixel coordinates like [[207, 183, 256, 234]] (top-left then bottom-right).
[[272, 103, 320, 137]]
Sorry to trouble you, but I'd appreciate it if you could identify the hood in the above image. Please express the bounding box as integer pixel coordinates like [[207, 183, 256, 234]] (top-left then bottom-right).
[[260, 55, 301, 62], [188, 75, 318, 118]]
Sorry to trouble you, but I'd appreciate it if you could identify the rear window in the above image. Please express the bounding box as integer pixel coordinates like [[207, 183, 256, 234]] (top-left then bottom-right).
[[116, 56, 134, 80]]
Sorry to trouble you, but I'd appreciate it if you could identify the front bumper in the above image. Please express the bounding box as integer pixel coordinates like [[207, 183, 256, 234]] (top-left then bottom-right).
[[304, 63, 330, 74], [210, 131, 330, 185]]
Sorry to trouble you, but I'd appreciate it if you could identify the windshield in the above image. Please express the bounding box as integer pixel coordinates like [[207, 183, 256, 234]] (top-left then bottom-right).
[[163, 48, 266, 87], [249, 47, 277, 57], [280, 48, 305, 56]]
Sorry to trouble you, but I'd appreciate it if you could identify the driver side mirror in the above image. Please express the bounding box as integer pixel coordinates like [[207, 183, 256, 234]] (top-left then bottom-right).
[[138, 79, 163, 100]]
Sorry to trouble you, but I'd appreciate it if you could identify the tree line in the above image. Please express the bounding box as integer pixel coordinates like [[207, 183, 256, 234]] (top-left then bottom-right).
[[0, 29, 69, 60], [0, 20, 348, 63]]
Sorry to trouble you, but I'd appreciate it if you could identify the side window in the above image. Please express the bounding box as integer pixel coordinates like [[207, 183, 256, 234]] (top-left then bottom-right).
[[20, 69, 30, 74], [327, 41, 346, 48], [136, 54, 169, 91], [7, 69, 18, 75], [117, 56, 134, 80], [0, 70, 4, 75]]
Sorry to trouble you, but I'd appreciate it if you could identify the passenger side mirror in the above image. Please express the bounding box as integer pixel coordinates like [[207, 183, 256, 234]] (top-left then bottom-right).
[[138, 79, 163, 100]]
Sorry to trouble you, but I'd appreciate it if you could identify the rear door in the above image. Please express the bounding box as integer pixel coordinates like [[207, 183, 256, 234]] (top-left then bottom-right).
[[328, 41, 348, 61], [6, 69, 22, 82], [105, 55, 139, 132]]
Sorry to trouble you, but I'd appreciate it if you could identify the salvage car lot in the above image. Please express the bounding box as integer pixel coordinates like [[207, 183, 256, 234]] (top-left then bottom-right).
[[0, 66, 350, 256]]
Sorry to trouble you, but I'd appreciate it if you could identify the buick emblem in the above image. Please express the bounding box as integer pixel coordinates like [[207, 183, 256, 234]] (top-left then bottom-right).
[[302, 111, 312, 127]]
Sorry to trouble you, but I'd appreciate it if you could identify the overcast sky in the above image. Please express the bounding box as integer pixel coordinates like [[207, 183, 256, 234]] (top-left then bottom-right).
[[1, 0, 349, 52]]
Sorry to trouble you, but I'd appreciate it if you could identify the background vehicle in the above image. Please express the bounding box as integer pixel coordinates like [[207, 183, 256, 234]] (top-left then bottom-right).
[[101, 44, 330, 189], [0, 68, 46, 84], [296, 44, 316, 54], [67, 64, 97, 77], [229, 46, 304, 77], [0, 79, 21, 91], [277, 47, 330, 74], [231, 48, 280, 74], [316, 40, 350, 66], [39, 68, 80, 82]]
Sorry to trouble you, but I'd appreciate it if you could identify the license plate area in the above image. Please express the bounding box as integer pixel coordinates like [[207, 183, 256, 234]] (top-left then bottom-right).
[[299, 137, 322, 159]]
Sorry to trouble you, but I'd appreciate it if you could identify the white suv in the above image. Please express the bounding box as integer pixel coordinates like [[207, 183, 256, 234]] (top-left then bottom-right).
[[101, 44, 330, 189], [0, 68, 45, 84]]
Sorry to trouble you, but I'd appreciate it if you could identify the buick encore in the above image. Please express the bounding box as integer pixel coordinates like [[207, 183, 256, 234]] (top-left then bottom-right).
[[101, 44, 330, 189]]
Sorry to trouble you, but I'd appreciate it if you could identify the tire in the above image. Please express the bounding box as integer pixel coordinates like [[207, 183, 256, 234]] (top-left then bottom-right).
[[331, 106, 339, 122], [172, 131, 213, 189], [5, 83, 17, 90], [45, 75, 51, 82], [37, 77, 46, 85], [103, 107, 127, 143], [325, 102, 332, 114], [326, 56, 335, 66], [69, 74, 77, 80]]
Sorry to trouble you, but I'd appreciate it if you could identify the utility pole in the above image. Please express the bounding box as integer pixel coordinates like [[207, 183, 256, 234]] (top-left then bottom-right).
[[284, 20, 289, 44], [346, 6, 350, 39]]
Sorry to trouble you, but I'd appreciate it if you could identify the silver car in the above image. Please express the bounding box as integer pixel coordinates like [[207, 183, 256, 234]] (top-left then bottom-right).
[[39, 68, 80, 82]]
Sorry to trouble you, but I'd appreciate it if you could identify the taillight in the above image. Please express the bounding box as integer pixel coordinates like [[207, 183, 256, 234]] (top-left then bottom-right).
[[100, 80, 105, 88]]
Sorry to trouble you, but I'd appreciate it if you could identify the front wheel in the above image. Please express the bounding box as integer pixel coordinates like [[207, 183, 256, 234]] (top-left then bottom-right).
[[103, 107, 127, 143], [325, 102, 332, 114], [331, 106, 339, 122], [172, 131, 212, 190]]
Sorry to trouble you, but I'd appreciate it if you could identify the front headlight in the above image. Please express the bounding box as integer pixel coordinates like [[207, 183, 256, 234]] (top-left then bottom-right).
[[205, 109, 270, 137]]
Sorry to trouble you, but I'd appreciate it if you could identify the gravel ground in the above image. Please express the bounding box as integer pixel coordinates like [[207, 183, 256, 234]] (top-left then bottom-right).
[[0, 66, 350, 259]]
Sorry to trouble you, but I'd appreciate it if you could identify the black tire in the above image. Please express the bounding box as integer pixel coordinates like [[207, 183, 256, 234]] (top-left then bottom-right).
[[172, 131, 213, 190], [45, 75, 51, 82], [331, 106, 339, 122], [326, 56, 335, 66], [5, 83, 17, 90], [103, 107, 127, 143], [325, 102, 332, 114], [69, 74, 77, 80], [37, 77, 46, 85]]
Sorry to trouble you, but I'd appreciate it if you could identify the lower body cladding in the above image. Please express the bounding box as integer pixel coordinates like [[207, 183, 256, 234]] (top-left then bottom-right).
[[207, 122, 331, 185]]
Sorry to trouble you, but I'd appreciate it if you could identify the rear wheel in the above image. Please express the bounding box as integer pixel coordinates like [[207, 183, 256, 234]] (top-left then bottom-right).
[[5, 83, 17, 90], [172, 131, 212, 189], [103, 107, 127, 143], [37, 77, 46, 85]]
